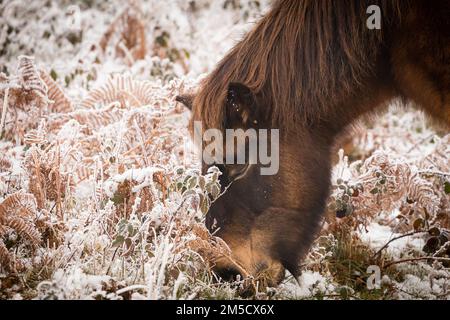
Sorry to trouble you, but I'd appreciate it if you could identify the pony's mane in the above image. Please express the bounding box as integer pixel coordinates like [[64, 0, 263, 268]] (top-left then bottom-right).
[[193, 0, 410, 131]]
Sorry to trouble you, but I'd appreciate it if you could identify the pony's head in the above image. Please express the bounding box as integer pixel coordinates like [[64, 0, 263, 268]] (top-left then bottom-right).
[[176, 0, 407, 288], [177, 82, 330, 287]]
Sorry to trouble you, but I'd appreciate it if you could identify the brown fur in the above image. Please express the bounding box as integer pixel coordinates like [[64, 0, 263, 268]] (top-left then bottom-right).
[[181, 0, 450, 287], [193, 0, 411, 131]]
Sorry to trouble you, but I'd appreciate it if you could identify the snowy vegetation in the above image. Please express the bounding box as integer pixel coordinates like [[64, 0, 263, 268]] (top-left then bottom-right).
[[0, 0, 449, 300]]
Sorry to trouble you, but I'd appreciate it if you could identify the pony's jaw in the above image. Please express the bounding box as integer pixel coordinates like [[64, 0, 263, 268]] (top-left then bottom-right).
[[210, 231, 286, 289], [206, 192, 286, 289]]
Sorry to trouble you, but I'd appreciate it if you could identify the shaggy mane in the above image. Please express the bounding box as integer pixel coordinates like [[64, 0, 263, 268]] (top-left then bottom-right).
[[193, 0, 410, 131]]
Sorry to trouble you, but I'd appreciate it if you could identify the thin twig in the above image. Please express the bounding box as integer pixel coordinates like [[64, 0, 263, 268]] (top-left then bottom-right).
[[115, 284, 148, 296], [55, 143, 63, 219], [383, 257, 450, 269], [106, 247, 119, 275], [372, 231, 427, 259], [433, 241, 450, 257], [0, 87, 9, 138], [418, 170, 450, 178], [406, 134, 434, 153]]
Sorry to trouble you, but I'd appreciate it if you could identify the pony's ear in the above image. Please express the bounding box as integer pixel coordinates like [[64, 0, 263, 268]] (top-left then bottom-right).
[[226, 83, 258, 127], [176, 94, 194, 110]]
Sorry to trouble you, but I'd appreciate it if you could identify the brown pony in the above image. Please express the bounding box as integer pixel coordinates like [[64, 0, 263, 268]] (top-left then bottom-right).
[[177, 0, 450, 287]]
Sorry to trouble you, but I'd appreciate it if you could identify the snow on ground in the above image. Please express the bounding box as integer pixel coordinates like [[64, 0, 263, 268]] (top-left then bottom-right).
[[359, 221, 425, 259], [279, 271, 337, 299]]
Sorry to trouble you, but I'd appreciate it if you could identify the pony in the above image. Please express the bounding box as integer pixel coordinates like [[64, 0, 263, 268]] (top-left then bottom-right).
[[177, 0, 450, 287]]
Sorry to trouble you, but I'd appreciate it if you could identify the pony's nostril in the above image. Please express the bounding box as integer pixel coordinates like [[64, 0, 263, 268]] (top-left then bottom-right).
[[215, 266, 243, 282]]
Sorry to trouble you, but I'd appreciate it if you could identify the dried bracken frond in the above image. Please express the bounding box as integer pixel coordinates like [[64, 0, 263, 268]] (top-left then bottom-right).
[[0, 192, 38, 218], [4, 216, 41, 246], [8, 56, 49, 111], [103, 168, 167, 227], [0, 191, 41, 271], [0, 56, 50, 141], [0, 73, 9, 87], [1, 0, 449, 300], [17, 56, 48, 99], [35, 209, 66, 248], [48, 103, 124, 133], [40, 79, 188, 191], [39, 69, 74, 114], [417, 135, 450, 229], [80, 75, 157, 109], [0, 152, 25, 198], [0, 157, 14, 194], [100, 1, 146, 64], [187, 223, 232, 267], [24, 119, 48, 145], [0, 241, 12, 270], [407, 174, 440, 218], [328, 140, 449, 233], [0, 157, 12, 172], [24, 145, 72, 213]]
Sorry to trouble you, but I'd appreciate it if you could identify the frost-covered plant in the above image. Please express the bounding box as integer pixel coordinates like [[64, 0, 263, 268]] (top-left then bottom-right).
[[329, 144, 448, 229], [0, 191, 65, 284], [0, 0, 449, 300], [327, 131, 449, 271], [0, 56, 50, 141]]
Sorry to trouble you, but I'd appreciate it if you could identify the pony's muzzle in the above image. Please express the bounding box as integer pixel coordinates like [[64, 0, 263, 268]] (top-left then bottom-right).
[[212, 256, 249, 281], [212, 254, 285, 292]]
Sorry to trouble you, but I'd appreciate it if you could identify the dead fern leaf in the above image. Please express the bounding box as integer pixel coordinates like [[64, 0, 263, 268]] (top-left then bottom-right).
[[0, 56, 50, 142], [35, 211, 66, 248], [0, 157, 12, 172], [0, 192, 41, 271], [0, 241, 11, 271], [80, 75, 156, 109], [4, 216, 41, 246], [107, 172, 165, 226], [24, 119, 48, 145], [187, 223, 232, 265], [24, 146, 71, 211], [17, 56, 47, 97], [9, 56, 49, 111], [0, 192, 37, 219], [47, 102, 124, 134], [39, 69, 74, 114]]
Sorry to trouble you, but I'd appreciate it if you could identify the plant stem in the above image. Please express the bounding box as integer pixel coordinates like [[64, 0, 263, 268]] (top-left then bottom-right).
[[383, 257, 450, 269], [372, 231, 427, 259], [0, 87, 9, 138]]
